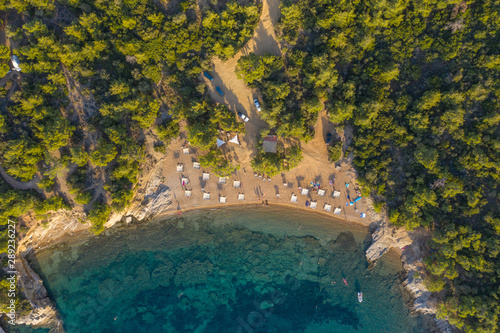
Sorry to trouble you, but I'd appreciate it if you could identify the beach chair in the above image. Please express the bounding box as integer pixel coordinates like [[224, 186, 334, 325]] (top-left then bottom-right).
[[324, 204, 332, 212], [203, 193, 210, 200], [317, 189, 326, 196], [290, 194, 298, 203], [193, 162, 201, 169], [233, 180, 241, 188], [202, 173, 210, 180], [176, 164, 183, 172], [238, 193, 245, 201], [310, 201, 317, 209]]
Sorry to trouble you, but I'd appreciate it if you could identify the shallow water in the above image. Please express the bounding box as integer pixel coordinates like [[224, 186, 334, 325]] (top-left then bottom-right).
[[25, 206, 425, 333]]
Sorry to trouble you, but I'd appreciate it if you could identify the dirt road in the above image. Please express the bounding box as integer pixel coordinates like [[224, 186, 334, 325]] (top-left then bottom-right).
[[205, 0, 282, 164]]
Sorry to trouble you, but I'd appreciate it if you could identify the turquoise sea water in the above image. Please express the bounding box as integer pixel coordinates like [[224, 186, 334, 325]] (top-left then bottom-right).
[[23, 206, 426, 333]]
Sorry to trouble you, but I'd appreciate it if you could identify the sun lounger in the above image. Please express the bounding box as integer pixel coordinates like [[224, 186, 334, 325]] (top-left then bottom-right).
[[176, 164, 183, 172], [203, 193, 210, 200], [238, 194, 245, 201], [318, 189, 326, 196], [324, 204, 332, 212], [202, 173, 210, 180], [290, 194, 298, 203], [219, 196, 226, 203]]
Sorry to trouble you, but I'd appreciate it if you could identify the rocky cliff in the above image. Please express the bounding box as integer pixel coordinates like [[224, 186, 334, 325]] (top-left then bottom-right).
[[14, 253, 64, 333], [366, 214, 456, 333]]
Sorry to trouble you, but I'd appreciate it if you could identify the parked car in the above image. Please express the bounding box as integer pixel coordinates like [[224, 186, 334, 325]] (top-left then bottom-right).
[[253, 98, 262, 111], [203, 71, 214, 81], [237, 112, 249, 122], [326, 133, 332, 144], [215, 86, 224, 96]]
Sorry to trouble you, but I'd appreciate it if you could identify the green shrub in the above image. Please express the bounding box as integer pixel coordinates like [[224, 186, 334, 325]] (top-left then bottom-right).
[[328, 142, 342, 162], [87, 203, 111, 234]]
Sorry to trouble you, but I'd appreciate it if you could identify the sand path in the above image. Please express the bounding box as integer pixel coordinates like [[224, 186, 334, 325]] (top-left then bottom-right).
[[205, 0, 282, 165]]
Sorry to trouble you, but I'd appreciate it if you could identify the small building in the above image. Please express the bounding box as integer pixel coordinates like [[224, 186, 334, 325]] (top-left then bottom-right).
[[262, 135, 278, 153]]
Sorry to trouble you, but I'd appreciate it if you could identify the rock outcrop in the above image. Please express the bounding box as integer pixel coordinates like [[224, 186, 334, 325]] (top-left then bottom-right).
[[366, 218, 457, 332], [15, 253, 64, 333]]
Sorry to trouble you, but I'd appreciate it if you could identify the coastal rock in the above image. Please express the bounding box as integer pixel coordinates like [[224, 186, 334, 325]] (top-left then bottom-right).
[[105, 185, 172, 228], [15, 253, 64, 333], [365, 220, 412, 264]]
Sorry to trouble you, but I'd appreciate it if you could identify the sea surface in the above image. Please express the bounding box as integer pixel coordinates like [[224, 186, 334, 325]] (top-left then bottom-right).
[[18, 206, 426, 333]]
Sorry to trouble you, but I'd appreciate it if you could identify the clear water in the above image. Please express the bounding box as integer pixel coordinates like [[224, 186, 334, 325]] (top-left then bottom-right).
[[25, 206, 425, 333]]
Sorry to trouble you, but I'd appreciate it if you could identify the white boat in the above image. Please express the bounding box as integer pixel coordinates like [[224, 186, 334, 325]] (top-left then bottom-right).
[[358, 292, 363, 302]]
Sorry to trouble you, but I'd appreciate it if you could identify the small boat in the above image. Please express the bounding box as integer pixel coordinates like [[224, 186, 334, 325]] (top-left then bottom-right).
[[358, 292, 363, 303], [343, 278, 348, 286]]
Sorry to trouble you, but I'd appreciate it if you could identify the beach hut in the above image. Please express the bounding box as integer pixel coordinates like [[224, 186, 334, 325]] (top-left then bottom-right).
[[219, 177, 226, 184], [334, 208, 342, 215], [219, 196, 226, 203], [262, 135, 278, 153], [310, 202, 317, 209], [290, 194, 298, 203], [183, 148, 190, 154], [324, 204, 332, 212], [238, 194, 245, 201], [193, 162, 201, 169], [202, 173, 210, 180], [181, 177, 189, 186], [318, 189, 326, 196], [203, 193, 210, 200], [185, 190, 192, 198], [233, 180, 241, 188], [333, 191, 341, 198], [176, 164, 183, 172], [301, 188, 309, 196]]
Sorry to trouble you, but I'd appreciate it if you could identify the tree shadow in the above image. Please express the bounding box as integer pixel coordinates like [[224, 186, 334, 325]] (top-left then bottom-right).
[[296, 175, 305, 187]]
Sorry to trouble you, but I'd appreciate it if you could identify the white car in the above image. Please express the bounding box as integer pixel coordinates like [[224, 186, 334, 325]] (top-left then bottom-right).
[[253, 98, 262, 112], [237, 112, 249, 122]]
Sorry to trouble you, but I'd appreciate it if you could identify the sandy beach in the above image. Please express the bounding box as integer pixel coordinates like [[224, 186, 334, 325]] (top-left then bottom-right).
[[143, 114, 373, 229]]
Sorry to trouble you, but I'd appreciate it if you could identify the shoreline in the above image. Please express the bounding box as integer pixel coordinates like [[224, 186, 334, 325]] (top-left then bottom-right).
[[31, 201, 372, 254]]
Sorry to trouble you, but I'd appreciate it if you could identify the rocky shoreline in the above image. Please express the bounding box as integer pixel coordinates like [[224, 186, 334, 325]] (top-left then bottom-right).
[[9, 187, 453, 333]]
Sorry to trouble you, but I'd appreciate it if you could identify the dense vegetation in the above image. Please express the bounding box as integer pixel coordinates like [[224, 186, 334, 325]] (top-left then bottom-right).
[[0, 0, 259, 231], [274, 0, 500, 331]]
